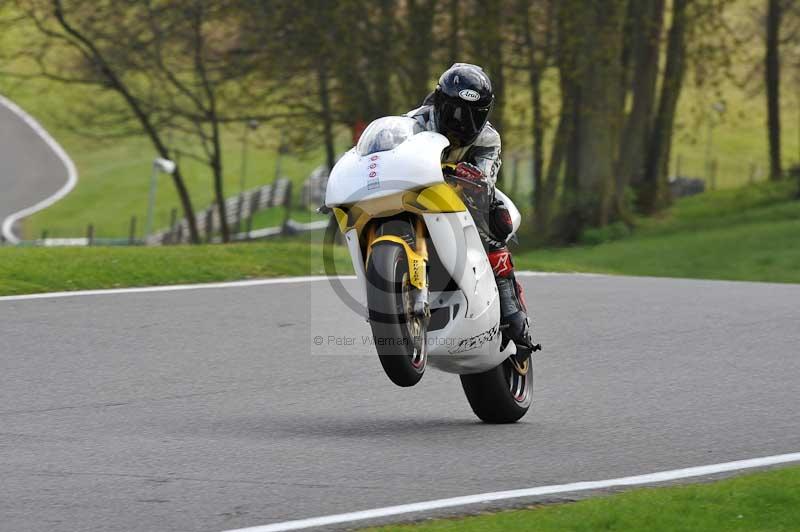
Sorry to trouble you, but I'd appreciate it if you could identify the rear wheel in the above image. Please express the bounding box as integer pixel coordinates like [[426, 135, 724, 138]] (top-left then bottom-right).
[[366, 242, 427, 387], [460, 356, 532, 423]]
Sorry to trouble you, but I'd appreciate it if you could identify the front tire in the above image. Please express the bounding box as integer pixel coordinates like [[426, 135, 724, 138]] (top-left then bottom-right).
[[460, 356, 532, 423], [366, 242, 427, 387]]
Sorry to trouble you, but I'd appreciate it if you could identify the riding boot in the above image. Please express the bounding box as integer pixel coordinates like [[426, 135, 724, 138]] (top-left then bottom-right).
[[487, 248, 540, 363]]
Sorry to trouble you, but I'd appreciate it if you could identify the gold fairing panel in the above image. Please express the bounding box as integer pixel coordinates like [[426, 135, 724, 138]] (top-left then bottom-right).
[[333, 184, 466, 234]]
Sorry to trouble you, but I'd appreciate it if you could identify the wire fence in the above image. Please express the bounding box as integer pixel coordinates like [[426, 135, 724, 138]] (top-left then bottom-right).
[[148, 178, 293, 244]]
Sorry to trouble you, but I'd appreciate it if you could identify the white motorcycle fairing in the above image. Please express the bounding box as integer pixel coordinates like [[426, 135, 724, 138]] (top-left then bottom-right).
[[326, 120, 519, 375], [326, 131, 449, 206], [422, 210, 513, 374]]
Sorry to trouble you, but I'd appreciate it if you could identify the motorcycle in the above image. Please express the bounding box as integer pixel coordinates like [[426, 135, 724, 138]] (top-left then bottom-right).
[[324, 116, 533, 423]]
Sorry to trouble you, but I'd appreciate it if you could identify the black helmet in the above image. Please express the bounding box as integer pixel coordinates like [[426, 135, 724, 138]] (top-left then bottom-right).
[[433, 63, 494, 147]]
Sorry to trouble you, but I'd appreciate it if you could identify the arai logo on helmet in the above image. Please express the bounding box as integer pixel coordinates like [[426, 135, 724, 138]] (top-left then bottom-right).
[[458, 89, 481, 102]]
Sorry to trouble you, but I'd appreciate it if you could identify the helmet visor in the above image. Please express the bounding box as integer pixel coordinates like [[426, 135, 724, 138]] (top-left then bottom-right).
[[436, 96, 492, 146]]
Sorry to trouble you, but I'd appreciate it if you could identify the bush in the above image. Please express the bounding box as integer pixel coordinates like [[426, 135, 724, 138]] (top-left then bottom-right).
[[579, 221, 632, 246]]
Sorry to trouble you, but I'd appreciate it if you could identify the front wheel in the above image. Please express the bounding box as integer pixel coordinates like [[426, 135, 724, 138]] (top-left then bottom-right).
[[366, 242, 427, 387], [460, 356, 532, 423]]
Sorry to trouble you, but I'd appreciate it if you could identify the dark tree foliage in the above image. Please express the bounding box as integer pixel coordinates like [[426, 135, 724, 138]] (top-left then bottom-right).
[[5, 0, 784, 242]]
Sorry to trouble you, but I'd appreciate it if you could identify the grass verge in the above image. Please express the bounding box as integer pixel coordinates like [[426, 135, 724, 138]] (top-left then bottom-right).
[[0, 239, 352, 296], [2, 182, 798, 297], [515, 181, 800, 284], [364, 465, 800, 532]]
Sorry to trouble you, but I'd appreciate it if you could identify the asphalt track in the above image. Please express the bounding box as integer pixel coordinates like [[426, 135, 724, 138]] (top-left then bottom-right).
[[1, 274, 799, 531], [0, 96, 75, 243]]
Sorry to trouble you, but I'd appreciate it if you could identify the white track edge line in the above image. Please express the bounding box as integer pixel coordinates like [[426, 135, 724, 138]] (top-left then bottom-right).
[[0, 276, 354, 302], [0, 271, 571, 303], [0, 93, 79, 244], [222, 452, 800, 532]]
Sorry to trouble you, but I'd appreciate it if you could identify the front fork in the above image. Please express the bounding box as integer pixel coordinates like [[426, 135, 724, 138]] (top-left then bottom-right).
[[367, 217, 430, 323]]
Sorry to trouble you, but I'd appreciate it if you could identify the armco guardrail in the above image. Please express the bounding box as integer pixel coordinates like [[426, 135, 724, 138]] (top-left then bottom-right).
[[150, 178, 294, 244], [4, 170, 332, 247]]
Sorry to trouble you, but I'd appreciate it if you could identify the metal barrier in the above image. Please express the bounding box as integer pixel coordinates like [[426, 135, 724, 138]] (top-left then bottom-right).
[[5, 166, 333, 247], [150, 178, 294, 244]]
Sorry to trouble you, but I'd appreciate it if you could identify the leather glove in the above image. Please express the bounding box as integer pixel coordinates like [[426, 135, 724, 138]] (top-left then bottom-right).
[[453, 162, 491, 211]]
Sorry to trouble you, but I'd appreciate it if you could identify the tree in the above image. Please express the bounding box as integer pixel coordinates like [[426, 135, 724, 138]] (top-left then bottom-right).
[[469, 0, 506, 138], [557, 0, 629, 242], [638, 0, 691, 214], [16, 0, 286, 243], [765, 0, 783, 180], [616, 0, 665, 218], [33, 0, 203, 242], [518, 0, 557, 235], [403, 0, 439, 104]]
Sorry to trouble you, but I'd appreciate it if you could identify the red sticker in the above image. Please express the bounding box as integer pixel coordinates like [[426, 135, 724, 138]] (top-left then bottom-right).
[[368, 163, 377, 169], [369, 171, 377, 178], [370, 155, 379, 161]]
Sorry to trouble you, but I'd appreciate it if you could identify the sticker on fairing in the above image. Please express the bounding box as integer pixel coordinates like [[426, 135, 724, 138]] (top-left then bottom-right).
[[448, 324, 499, 354], [366, 160, 380, 190]]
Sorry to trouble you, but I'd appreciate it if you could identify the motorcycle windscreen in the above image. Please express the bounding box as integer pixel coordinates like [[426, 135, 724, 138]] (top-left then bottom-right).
[[356, 116, 423, 156]]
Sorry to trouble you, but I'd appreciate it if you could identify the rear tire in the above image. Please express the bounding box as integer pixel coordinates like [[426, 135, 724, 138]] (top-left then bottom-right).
[[460, 357, 532, 423], [366, 242, 426, 387]]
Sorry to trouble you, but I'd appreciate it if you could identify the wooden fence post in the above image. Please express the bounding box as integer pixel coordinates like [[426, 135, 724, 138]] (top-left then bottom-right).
[[205, 207, 214, 243], [236, 193, 245, 235], [86, 224, 95, 246], [282, 181, 293, 235]]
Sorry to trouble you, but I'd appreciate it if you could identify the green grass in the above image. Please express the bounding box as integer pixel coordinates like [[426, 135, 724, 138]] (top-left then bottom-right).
[[515, 181, 800, 284], [0, 239, 352, 296], [2, 181, 798, 296], [364, 465, 800, 532]]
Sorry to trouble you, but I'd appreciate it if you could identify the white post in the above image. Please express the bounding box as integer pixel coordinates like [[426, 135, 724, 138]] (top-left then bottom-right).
[[145, 163, 159, 241], [145, 158, 176, 243]]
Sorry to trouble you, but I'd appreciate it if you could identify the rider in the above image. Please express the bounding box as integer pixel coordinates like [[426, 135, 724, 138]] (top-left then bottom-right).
[[406, 63, 539, 362]]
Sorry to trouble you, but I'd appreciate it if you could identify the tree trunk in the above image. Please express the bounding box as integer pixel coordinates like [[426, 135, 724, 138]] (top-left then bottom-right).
[[211, 127, 230, 243], [544, 112, 568, 220], [371, 0, 394, 116], [531, 69, 544, 210], [519, 0, 546, 230], [469, 0, 504, 184], [616, 0, 665, 218], [407, 0, 437, 105], [766, 0, 783, 180], [448, 0, 460, 64], [170, 167, 200, 243], [317, 61, 336, 172], [474, 1, 505, 137], [638, 0, 689, 214], [558, 0, 628, 242]]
